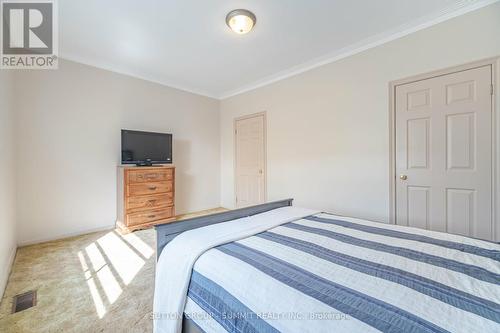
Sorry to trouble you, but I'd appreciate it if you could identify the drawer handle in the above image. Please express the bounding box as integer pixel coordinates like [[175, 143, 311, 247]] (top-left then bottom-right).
[[148, 186, 157, 190], [147, 215, 156, 219]]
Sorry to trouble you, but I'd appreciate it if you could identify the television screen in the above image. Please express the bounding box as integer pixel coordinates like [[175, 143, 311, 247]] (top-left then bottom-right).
[[121, 130, 172, 164]]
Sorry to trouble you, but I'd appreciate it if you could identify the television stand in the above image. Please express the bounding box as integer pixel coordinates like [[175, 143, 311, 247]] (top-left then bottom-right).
[[136, 161, 153, 167]]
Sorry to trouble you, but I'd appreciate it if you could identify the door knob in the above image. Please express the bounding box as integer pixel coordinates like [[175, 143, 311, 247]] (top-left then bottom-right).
[[400, 174, 408, 180]]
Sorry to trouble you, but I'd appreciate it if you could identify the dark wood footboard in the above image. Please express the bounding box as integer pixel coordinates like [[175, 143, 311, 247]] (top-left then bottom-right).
[[154, 199, 294, 259]]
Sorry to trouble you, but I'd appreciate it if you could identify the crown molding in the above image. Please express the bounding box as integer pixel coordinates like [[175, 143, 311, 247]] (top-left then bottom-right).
[[219, 0, 499, 100], [59, 53, 220, 100], [59, 0, 498, 100]]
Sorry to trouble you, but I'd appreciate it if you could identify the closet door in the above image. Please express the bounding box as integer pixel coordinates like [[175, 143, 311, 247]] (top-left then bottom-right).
[[395, 65, 493, 240]]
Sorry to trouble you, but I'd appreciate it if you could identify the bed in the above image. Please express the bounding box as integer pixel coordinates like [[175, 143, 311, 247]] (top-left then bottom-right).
[[153, 199, 500, 333]]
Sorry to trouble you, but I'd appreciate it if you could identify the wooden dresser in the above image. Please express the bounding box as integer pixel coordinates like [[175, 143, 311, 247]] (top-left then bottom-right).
[[116, 165, 175, 233]]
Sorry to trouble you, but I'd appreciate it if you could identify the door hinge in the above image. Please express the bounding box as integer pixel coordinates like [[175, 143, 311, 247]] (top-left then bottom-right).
[[235, 129, 237, 135], [491, 84, 494, 96]]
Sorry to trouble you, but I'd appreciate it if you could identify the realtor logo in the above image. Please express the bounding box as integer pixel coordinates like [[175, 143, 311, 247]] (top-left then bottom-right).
[[1, 0, 58, 69]]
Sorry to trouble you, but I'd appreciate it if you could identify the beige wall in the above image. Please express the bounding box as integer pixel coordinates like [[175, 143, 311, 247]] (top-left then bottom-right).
[[15, 60, 221, 245], [0, 71, 16, 297], [220, 4, 500, 230], [5, 3, 500, 249]]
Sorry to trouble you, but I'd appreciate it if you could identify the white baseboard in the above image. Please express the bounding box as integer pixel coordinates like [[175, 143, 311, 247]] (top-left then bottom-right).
[[0, 245, 17, 300], [17, 207, 228, 247], [18, 224, 115, 247]]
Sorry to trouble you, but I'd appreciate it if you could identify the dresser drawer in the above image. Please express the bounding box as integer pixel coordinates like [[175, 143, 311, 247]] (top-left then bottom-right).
[[126, 193, 173, 211], [128, 169, 173, 183], [127, 181, 172, 196], [127, 207, 174, 226]]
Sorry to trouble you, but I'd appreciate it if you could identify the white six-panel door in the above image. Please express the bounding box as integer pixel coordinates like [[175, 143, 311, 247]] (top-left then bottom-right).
[[235, 114, 266, 208], [395, 65, 493, 240]]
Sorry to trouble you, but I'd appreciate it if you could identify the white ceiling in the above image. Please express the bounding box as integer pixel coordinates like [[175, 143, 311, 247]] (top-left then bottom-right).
[[60, 0, 497, 99]]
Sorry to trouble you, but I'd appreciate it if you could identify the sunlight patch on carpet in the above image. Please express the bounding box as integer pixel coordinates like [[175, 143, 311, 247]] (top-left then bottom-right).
[[77, 229, 152, 318]]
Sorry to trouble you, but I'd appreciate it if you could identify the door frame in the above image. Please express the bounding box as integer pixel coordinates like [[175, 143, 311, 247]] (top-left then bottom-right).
[[389, 56, 500, 241], [233, 111, 268, 207]]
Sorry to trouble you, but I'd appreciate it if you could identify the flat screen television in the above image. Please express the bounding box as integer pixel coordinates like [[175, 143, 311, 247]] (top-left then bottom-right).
[[121, 130, 172, 166]]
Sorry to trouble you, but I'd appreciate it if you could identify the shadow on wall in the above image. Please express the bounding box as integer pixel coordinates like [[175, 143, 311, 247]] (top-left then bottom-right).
[[173, 139, 194, 215]]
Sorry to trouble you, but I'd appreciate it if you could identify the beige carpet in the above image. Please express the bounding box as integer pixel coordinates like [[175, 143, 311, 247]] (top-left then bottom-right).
[[0, 208, 226, 333]]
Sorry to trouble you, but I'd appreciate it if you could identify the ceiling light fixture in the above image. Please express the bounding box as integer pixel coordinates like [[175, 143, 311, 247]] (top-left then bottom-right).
[[226, 9, 256, 35]]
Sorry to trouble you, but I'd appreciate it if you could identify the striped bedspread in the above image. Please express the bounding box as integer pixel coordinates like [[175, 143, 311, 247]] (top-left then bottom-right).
[[184, 213, 500, 333]]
